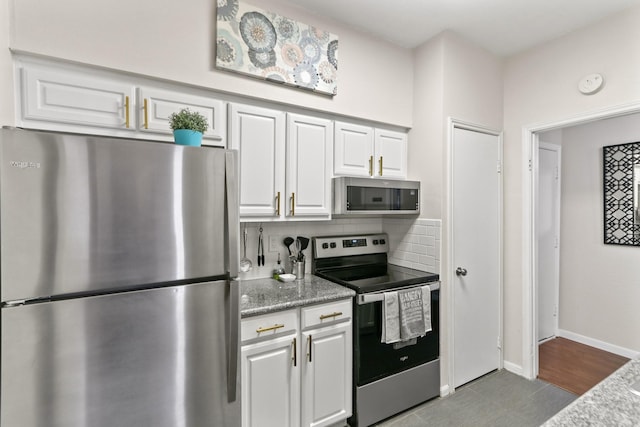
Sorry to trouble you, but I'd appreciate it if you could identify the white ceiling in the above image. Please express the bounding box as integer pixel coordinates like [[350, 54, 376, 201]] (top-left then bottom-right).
[[282, 0, 640, 56]]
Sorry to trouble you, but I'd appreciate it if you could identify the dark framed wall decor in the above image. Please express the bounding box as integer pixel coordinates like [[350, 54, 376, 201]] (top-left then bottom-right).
[[603, 141, 640, 245]]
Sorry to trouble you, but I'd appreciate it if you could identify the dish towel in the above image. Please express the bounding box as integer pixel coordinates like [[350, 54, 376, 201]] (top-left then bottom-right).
[[381, 291, 401, 344], [398, 287, 426, 340], [381, 285, 432, 344]]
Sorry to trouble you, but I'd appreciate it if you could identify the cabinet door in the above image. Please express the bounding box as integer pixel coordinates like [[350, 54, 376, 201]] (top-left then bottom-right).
[[374, 128, 408, 179], [230, 103, 286, 219], [301, 322, 352, 427], [334, 121, 374, 177], [241, 334, 300, 427], [138, 86, 225, 146], [19, 65, 137, 132], [286, 114, 333, 219]]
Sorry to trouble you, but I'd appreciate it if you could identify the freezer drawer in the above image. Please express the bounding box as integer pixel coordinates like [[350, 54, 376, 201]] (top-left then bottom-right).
[[1, 280, 240, 427]]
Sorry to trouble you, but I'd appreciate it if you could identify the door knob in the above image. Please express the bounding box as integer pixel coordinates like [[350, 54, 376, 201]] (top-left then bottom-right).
[[456, 267, 468, 276]]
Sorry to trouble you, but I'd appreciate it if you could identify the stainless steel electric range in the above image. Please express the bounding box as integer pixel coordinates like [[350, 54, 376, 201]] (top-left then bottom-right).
[[312, 233, 440, 427]]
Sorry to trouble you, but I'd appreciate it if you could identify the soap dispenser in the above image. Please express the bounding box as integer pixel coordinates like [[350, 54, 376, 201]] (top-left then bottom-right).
[[272, 253, 285, 280]]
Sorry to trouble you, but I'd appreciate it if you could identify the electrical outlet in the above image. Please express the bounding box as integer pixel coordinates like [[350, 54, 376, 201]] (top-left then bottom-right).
[[268, 235, 280, 253]]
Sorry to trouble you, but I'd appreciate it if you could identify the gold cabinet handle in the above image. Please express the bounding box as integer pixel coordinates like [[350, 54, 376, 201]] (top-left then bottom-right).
[[369, 155, 373, 176], [143, 98, 149, 129], [290, 192, 295, 216], [276, 191, 281, 216], [292, 337, 297, 367], [319, 311, 343, 321], [256, 323, 284, 334], [124, 96, 130, 128], [379, 156, 383, 176], [307, 335, 312, 362]]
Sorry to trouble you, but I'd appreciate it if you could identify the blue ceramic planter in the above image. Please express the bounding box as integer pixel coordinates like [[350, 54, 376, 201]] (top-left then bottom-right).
[[173, 129, 203, 147]]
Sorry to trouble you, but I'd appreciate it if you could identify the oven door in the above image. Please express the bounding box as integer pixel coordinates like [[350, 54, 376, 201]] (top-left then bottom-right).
[[354, 284, 439, 386]]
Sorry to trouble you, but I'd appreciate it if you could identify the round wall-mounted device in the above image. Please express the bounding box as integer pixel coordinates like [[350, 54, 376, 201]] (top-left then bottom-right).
[[578, 73, 604, 95]]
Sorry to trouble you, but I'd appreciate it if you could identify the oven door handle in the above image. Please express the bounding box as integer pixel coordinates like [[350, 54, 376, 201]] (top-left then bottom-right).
[[357, 282, 440, 305]]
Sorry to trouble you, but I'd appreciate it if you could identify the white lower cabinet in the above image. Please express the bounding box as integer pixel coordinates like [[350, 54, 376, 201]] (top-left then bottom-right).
[[241, 300, 352, 427], [242, 333, 300, 427], [301, 321, 352, 427]]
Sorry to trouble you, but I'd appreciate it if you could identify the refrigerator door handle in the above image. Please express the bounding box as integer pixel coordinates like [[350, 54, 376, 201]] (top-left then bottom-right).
[[225, 150, 240, 279], [227, 279, 240, 403]]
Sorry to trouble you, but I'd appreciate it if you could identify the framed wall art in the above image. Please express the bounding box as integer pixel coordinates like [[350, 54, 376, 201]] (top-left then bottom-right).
[[216, 0, 338, 96]]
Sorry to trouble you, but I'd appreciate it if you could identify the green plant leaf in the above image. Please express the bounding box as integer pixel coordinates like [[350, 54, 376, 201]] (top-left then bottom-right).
[[168, 108, 209, 133]]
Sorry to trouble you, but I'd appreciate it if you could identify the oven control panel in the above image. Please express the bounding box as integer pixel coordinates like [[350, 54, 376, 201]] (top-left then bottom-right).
[[312, 233, 389, 258]]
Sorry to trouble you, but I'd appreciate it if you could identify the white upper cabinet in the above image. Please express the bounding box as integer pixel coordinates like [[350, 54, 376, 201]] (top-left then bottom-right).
[[334, 121, 374, 177], [231, 105, 333, 222], [286, 114, 333, 218], [229, 103, 286, 219], [16, 58, 225, 146], [138, 86, 225, 146], [374, 128, 408, 179], [334, 121, 407, 179], [20, 65, 137, 132]]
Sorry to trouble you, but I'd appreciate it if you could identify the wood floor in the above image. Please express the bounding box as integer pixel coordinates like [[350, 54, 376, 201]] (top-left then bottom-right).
[[538, 337, 630, 395]]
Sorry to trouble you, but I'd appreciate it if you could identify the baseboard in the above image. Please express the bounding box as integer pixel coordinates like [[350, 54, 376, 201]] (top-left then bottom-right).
[[503, 360, 523, 376], [558, 329, 640, 359], [440, 384, 450, 397]]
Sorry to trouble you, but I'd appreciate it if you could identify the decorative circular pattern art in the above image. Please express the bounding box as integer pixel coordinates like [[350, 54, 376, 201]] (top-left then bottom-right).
[[249, 49, 276, 69], [274, 16, 300, 45], [327, 40, 338, 70], [293, 61, 319, 89], [216, 2, 338, 95], [318, 61, 337, 85], [217, 0, 239, 21], [310, 26, 330, 43], [281, 43, 304, 67], [262, 66, 290, 84], [298, 37, 321, 64], [216, 29, 243, 68], [240, 12, 277, 53]]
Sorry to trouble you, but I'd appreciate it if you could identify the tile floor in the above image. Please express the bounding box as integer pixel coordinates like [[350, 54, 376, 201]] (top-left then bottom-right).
[[374, 370, 577, 427]]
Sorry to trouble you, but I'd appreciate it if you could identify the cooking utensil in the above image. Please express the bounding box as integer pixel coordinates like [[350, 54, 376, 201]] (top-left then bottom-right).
[[240, 225, 252, 272], [257, 225, 264, 266], [283, 236, 294, 256], [295, 238, 302, 261], [296, 236, 309, 262]]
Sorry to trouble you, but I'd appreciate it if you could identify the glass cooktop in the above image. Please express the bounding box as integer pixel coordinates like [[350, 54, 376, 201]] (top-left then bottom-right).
[[316, 263, 439, 294]]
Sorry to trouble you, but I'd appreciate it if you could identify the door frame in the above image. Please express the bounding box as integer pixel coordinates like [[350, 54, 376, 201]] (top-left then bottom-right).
[[446, 118, 504, 393], [536, 141, 561, 343], [521, 101, 640, 379]]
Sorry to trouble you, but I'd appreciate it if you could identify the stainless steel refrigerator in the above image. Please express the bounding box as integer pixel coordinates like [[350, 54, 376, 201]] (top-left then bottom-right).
[[0, 128, 241, 427]]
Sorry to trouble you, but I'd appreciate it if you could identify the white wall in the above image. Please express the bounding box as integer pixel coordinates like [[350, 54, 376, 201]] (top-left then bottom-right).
[[503, 6, 640, 367], [556, 113, 640, 353], [6, 0, 413, 127], [410, 30, 503, 391]]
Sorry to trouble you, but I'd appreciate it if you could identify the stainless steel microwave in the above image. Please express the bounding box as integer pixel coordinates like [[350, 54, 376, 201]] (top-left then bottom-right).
[[333, 177, 420, 215]]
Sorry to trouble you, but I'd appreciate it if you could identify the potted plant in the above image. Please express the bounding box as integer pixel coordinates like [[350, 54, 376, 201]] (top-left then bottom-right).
[[168, 108, 209, 146]]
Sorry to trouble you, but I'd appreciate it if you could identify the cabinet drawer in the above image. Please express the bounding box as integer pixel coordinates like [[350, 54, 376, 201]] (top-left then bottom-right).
[[301, 299, 352, 330], [241, 309, 298, 343]]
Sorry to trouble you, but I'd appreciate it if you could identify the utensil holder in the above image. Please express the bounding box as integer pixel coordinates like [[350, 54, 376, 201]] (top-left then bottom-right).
[[295, 260, 305, 280]]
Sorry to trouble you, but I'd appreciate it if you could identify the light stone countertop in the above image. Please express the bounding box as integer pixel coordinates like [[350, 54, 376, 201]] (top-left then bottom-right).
[[240, 274, 355, 318], [542, 357, 640, 426]]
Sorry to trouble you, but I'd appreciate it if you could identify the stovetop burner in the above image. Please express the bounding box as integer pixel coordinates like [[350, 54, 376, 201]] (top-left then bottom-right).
[[312, 233, 439, 294]]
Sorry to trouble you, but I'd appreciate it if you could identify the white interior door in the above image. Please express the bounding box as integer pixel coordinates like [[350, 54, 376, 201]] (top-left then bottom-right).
[[452, 126, 501, 388], [537, 143, 561, 342]]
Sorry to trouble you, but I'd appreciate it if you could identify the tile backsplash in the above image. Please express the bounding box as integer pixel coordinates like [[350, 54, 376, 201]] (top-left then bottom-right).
[[238, 217, 440, 280], [384, 218, 441, 274]]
